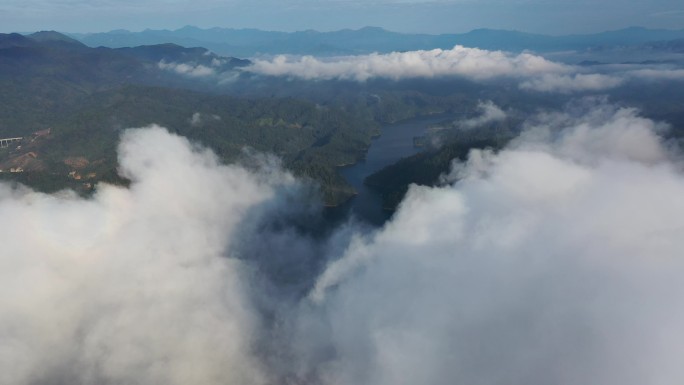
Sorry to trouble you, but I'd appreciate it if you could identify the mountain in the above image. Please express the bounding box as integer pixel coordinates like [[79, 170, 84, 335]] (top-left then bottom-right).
[[0, 33, 36, 49], [571, 26, 684, 47], [28, 31, 86, 47], [0, 34, 377, 205], [0, 31, 251, 98], [115, 43, 250, 70], [69, 26, 684, 57], [4, 28, 683, 208]]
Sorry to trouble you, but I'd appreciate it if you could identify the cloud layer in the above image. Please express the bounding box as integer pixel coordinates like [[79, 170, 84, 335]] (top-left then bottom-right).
[[3, 103, 684, 384], [459, 100, 508, 129], [246, 45, 568, 82], [243, 46, 684, 94], [243, 45, 647, 93], [305, 101, 684, 385], [0, 126, 275, 385], [519, 73, 624, 93]]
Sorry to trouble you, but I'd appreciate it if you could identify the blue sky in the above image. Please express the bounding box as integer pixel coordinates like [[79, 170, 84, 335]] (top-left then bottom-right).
[[2, 0, 684, 34]]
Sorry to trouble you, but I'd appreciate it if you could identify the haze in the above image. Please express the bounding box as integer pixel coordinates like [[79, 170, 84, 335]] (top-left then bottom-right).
[[2, 0, 684, 34]]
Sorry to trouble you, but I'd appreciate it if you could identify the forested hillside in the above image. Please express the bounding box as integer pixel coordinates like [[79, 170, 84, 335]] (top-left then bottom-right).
[[0, 32, 377, 204]]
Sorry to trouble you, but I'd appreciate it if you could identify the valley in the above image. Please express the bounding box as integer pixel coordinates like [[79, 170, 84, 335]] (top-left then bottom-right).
[[3, 2, 684, 381], [2, 27, 684, 219]]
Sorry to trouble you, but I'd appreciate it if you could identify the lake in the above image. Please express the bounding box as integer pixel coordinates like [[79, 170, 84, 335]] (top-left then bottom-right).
[[330, 113, 459, 226]]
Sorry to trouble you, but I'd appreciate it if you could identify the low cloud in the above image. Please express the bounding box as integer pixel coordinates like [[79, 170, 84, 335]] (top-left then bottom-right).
[[244, 46, 684, 93], [512, 99, 671, 166], [245, 45, 568, 82], [459, 100, 507, 129], [307, 100, 684, 385], [189, 112, 221, 126], [520, 73, 624, 93], [626, 68, 684, 81], [158, 60, 216, 77], [3, 103, 684, 384], [0, 126, 276, 385], [190, 111, 202, 126], [243, 45, 646, 93]]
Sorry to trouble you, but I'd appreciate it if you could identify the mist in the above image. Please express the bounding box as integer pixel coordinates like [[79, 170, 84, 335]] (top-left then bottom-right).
[[3, 102, 684, 384], [242, 46, 684, 94], [304, 100, 684, 385], [245, 45, 568, 82], [459, 100, 508, 129], [0, 127, 273, 385], [158, 60, 216, 77]]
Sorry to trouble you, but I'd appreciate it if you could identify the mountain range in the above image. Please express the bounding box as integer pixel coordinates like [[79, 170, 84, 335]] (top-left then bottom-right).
[[0, 31, 377, 204], [3, 28, 684, 208], [69, 25, 684, 57]]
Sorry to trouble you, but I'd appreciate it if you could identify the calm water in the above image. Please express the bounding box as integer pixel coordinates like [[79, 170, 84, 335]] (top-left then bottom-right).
[[330, 113, 458, 226]]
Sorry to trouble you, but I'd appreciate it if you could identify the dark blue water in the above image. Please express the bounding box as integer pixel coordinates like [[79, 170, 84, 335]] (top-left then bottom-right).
[[331, 113, 458, 226]]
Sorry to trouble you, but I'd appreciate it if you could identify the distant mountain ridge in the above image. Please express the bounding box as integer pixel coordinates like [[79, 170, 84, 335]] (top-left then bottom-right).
[[1, 31, 248, 77], [67, 25, 684, 57]]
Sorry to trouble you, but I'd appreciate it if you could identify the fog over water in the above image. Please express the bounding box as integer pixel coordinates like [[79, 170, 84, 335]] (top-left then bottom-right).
[[3, 100, 684, 385]]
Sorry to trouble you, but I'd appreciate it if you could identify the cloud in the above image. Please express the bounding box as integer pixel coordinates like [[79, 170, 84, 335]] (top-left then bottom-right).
[[158, 60, 216, 77], [245, 45, 568, 82], [243, 45, 645, 93], [160, 46, 682, 95], [190, 111, 203, 126], [0, 126, 278, 385], [4, 102, 684, 385], [459, 100, 507, 129], [189, 112, 221, 126], [519, 73, 624, 93], [626, 68, 684, 81], [306, 100, 684, 385], [511, 100, 672, 166]]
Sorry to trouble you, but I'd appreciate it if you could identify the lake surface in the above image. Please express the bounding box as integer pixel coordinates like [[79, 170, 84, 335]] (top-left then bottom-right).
[[331, 113, 458, 226]]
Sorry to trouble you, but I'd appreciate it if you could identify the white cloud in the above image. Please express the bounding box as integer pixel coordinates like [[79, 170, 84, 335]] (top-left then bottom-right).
[[245, 45, 569, 82], [511, 101, 671, 166], [158, 60, 216, 77], [626, 68, 684, 81], [0, 126, 277, 385], [459, 100, 507, 129], [188, 112, 221, 126], [162, 46, 683, 94], [4, 102, 684, 384], [519, 73, 624, 93], [243, 45, 646, 93], [307, 101, 684, 385], [190, 111, 202, 126]]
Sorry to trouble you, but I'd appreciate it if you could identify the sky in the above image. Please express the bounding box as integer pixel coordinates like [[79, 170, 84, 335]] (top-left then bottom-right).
[[1, 0, 684, 35]]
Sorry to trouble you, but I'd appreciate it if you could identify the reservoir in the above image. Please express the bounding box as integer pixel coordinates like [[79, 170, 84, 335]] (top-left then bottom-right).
[[334, 113, 458, 226]]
